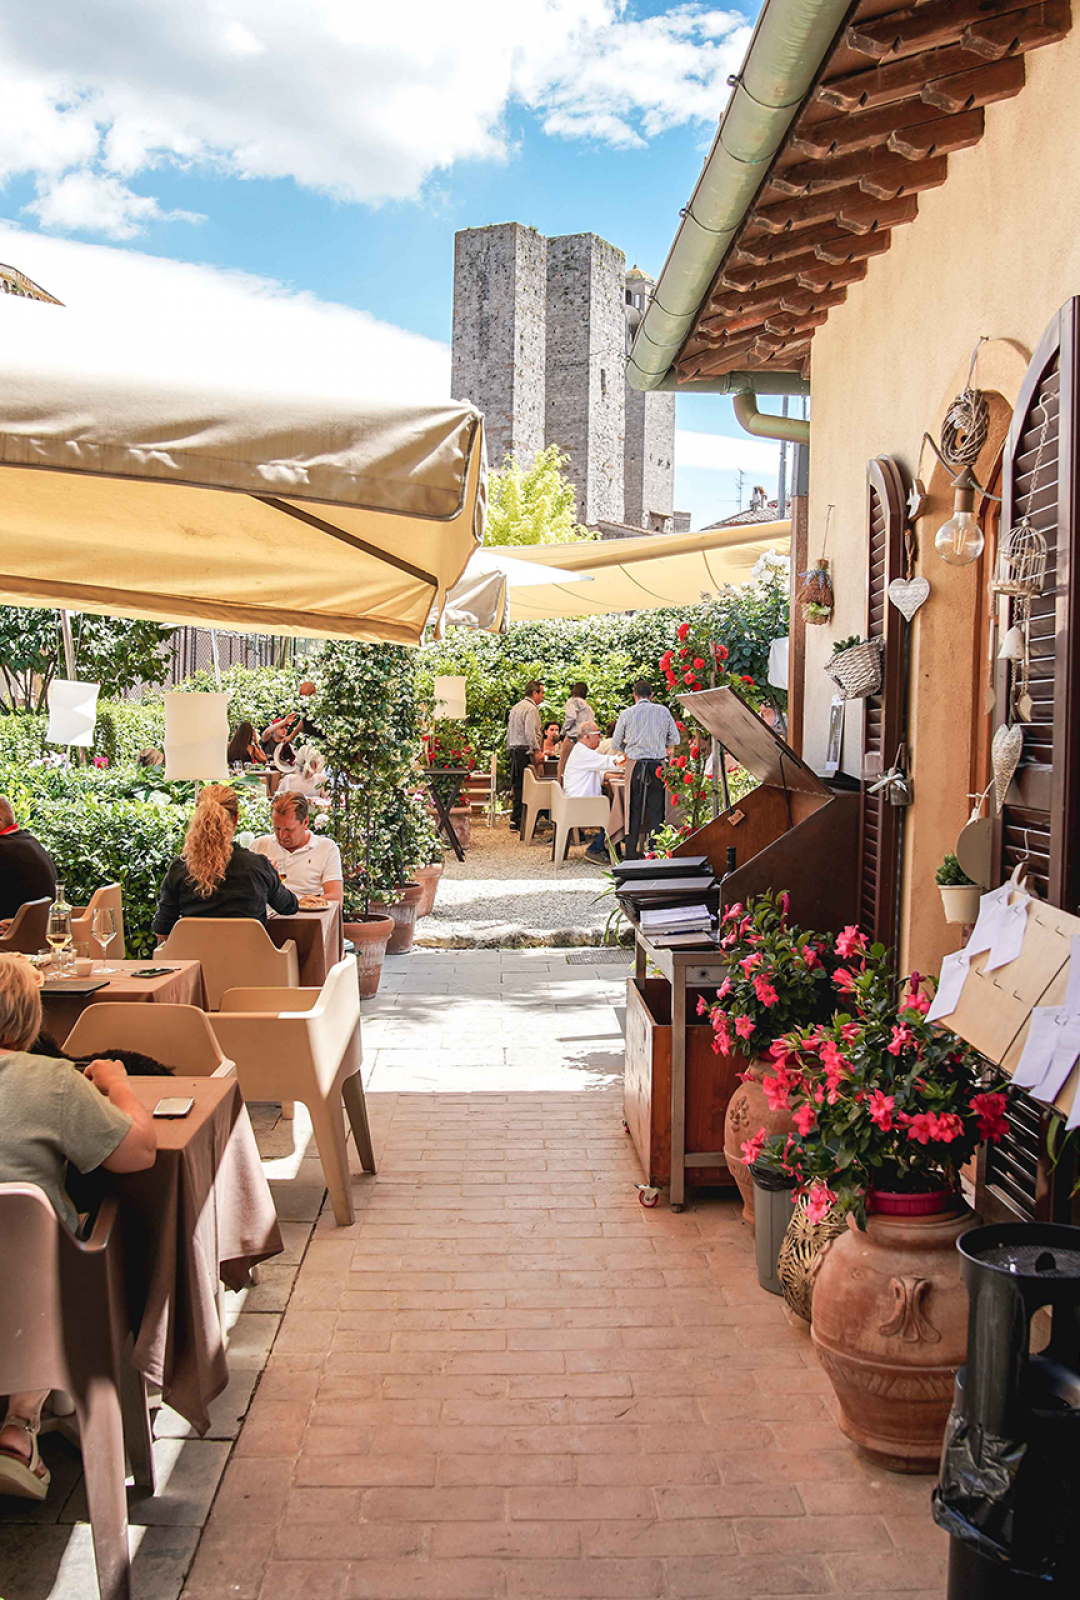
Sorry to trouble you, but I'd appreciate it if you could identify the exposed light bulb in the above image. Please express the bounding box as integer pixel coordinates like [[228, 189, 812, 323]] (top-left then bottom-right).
[[934, 467, 984, 567]]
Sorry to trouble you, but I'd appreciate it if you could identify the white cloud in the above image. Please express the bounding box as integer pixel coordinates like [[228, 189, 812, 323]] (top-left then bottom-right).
[[0, 220, 450, 401], [0, 3, 751, 237], [25, 171, 204, 240], [676, 428, 780, 474]]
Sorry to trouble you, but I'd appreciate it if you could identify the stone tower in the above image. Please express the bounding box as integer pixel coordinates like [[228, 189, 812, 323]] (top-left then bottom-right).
[[451, 225, 677, 529], [545, 233, 626, 525], [450, 223, 547, 471], [623, 267, 677, 531]]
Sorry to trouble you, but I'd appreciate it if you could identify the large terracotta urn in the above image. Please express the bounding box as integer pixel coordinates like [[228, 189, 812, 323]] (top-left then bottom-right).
[[415, 860, 444, 919], [449, 805, 472, 851], [777, 1196, 847, 1333], [810, 1200, 975, 1473], [344, 913, 394, 999], [372, 881, 424, 954], [723, 1059, 796, 1224]]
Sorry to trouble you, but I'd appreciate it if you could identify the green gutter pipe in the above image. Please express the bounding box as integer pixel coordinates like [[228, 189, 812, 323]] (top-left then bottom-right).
[[626, 0, 853, 398], [733, 390, 810, 443]]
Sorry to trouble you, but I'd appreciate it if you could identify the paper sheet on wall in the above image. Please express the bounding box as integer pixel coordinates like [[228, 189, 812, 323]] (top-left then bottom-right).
[[1034, 1016, 1080, 1106], [1010, 936, 1080, 1103], [984, 893, 1031, 972], [926, 950, 970, 1023], [964, 885, 1013, 958], [1011, 1007, 1066, 1090]]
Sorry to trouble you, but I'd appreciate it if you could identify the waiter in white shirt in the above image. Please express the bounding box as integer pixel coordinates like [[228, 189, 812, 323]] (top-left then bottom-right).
[[562, 723, 618, 861], [254, 793, 344, 902]]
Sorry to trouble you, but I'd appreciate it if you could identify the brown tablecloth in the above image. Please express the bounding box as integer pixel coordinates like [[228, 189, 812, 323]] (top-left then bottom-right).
[[605, 762, 633, 846], [41, 959, 208, 1043], [267, 903, 343, 986], [107, 1076, 282, 1433]]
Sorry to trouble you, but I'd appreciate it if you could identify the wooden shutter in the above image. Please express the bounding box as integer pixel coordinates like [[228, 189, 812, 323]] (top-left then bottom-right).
[[858, 456, 908, 946], [981, 299, 1080, 1224]]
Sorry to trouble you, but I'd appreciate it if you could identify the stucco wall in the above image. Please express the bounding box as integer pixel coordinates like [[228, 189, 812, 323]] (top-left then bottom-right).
[[804, 29, 1080, 972]]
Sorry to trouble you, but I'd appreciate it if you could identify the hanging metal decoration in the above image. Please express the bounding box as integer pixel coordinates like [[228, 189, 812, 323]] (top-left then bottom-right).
[[991, 722, 1024, 813], [921, 337, 1000, 567], [888, 525, 930, 621], [989, 397, 1051, 725]]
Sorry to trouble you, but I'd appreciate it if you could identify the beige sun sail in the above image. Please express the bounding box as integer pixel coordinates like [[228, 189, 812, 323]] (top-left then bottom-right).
[[500, 521, 790, 622], [0, 295, 485, 644]]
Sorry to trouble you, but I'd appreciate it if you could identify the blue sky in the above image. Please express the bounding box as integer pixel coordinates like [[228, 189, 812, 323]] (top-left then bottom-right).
[[0, 0, 781, 528]]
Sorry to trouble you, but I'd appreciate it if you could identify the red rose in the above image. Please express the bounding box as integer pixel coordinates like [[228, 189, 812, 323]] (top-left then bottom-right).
[[693, 657, 705, 670], [683, 772, 693, 785], [683, 670, 695, 684], [677, 622, 691, 641], [655, 766, 663, 779], [714, 643, 728, 661], [741, 675, 755, 685]]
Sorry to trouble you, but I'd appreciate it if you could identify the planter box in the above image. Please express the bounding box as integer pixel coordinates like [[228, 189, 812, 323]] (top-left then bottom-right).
[[623, 977, 740, 1190]]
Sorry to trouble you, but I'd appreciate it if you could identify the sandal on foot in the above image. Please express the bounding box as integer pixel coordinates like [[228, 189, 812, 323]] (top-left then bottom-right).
[[0, 1417, 50, 1502]]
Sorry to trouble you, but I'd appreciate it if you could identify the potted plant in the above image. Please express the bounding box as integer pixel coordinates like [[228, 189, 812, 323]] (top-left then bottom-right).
[[935, 852, 981, 924], [706, 892, 840, 1221], [824, 633, 884, 700], [368, 787, 440, 953], [751, 936, 1011, 1472]]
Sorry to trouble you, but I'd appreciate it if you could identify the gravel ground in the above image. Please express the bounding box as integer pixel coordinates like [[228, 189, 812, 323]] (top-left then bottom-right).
[[418, 815, 620, 947]]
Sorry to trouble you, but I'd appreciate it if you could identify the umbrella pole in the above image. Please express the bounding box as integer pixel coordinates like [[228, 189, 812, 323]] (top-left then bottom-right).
[[59, 610, 85, 766], [210, 629, 222, 689]]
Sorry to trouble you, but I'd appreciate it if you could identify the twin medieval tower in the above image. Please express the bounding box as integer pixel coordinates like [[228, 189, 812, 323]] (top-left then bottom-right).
[[451, 223, 681, 533]]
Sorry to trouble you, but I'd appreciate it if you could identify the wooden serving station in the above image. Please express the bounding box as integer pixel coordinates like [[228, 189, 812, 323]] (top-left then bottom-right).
[[623, 688, 861, 1210]]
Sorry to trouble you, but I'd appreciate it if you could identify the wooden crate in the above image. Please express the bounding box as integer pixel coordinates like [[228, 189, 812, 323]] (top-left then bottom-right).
[[623, 977, 741, 1189]]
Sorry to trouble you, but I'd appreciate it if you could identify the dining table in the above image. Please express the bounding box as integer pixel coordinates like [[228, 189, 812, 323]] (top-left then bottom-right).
[[267, 902, 344, 986], [40, 959, 209, 1043], [604, 760, 633, 848], [105, 1075, 282, 1433]]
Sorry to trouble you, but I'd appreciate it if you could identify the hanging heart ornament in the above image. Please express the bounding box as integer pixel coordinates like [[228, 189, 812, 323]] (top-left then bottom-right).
[[991, 722, 1023, 813], [888, 576, 930, 621]]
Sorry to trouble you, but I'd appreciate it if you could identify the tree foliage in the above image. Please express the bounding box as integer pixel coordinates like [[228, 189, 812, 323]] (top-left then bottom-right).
[[0, 605, 173, 712], [485, 445, 598, 546]]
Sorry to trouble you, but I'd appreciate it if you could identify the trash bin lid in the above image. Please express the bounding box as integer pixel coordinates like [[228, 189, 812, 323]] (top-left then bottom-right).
[[960, 1222, 1080, 1281]]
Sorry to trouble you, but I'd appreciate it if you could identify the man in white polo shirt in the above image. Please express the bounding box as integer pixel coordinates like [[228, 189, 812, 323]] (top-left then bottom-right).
[[562, 723, 618, 862], [254, 793, 344, 902]]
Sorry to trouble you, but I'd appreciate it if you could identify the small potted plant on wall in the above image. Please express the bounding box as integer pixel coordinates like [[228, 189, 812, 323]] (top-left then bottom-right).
[[935, 852, 981, 924]]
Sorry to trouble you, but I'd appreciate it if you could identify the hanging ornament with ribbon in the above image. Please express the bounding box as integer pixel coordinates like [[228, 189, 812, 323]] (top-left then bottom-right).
[[888, 525, 930, 621]]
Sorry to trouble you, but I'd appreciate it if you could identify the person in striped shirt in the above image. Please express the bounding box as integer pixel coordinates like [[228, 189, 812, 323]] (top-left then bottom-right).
[[611, 681, 680, 858]]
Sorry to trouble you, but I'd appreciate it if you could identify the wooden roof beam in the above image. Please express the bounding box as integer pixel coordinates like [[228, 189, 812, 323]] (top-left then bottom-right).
[[962, 0, 1070, 59], [754, 159, 943, 232], [781, 112, 981, 194], [719, 230, 890, 291], [733, 193, 919, 262], [846, 0, 1027, 62], [792, 55, 1024, 156]]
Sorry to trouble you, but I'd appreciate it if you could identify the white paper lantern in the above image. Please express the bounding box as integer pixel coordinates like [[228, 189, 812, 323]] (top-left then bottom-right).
[[46, 678, 100, 747], [767, 637, 790, 691], [433, 675, 467, 719], [164, 692, 230, 781]]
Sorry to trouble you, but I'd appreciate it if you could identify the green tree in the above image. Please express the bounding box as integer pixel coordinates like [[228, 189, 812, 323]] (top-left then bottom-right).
[[0, 605, 172, 712], [486, 445, 598, 546]]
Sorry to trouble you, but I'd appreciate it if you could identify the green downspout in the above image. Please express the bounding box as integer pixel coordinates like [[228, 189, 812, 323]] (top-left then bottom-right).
[[733, 391, 810, 444], [625, 0, 854, 401]]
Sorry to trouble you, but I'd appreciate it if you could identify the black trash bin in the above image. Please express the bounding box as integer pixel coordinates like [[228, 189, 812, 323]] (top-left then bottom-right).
[[932, 1221, 1080, 1596], [749, 1160, 797, 1296]]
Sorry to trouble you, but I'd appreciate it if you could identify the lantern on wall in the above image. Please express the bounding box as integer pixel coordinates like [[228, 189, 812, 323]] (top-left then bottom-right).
[[923, 342, 996, 568], [164, 692, 230, 781]]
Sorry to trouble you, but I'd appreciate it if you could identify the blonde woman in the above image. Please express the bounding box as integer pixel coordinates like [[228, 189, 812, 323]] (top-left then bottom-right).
[[152, 783, 299, 937], [0, 955, 157, 1500]]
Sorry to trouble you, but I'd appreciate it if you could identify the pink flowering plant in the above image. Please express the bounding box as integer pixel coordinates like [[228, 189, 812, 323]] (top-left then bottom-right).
[[750, 930, 1009, 1226], [701, 891, 840, 1061]]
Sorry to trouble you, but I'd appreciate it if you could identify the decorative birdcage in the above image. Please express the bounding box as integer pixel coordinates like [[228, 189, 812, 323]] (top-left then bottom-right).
[[990, 517, 1047, 598]]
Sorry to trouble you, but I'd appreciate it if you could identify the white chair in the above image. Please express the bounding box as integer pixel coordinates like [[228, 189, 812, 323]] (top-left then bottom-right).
[[209, 959, 376, 1227], [550, 780, 611, 868], [63, 1003, 233, 1078], [71, 883, 126, 961], [155, 918, 299, 1010], [521, 764, 557, 844]]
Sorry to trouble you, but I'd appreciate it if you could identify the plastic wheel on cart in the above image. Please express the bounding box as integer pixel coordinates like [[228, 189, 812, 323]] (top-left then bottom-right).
[[637, 1185, 660, 1208], [621, 1119, 630, 1133]]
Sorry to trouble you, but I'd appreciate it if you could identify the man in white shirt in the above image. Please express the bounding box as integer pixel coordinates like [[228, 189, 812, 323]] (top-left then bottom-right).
[[254, 793, 344, 902], [562, 724, 617, 861]]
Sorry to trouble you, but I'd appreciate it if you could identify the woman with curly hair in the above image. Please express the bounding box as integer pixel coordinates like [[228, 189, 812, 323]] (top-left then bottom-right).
[[152, 784, 299, 937]]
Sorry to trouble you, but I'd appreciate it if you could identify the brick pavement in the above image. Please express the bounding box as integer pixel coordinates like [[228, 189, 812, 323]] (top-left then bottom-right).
[[182, 951, 948, 1600]]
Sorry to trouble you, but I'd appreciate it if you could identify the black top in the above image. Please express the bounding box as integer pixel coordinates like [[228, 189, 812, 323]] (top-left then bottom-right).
[[152, 846, 299, 936], [0, 828, 58, 919]]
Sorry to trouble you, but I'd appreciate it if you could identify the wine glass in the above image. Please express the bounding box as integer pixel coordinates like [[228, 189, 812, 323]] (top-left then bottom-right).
[[92, 907, 118, 974]]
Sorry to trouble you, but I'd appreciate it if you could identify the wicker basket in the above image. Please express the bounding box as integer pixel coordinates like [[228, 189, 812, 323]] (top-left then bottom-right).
[[825, 637, 884, 700]]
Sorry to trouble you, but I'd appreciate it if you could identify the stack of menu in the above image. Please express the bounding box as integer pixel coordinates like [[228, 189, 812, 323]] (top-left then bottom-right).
[[612, 857, 719, 947]]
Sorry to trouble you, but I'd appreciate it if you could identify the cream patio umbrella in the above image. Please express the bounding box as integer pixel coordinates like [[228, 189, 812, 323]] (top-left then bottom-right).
[[500, 520, 790, 622], [0, 295, 485, 645]]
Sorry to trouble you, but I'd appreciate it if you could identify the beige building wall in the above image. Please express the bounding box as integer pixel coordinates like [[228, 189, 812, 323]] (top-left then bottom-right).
[[803, 27, 1080, 976]]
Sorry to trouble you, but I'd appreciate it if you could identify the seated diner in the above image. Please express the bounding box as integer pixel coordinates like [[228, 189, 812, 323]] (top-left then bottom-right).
[[152, 784, 299, 935], [227, 720, 266, 766], [254, 793, 343, 903], [0, 794, 57, 924], [563, 722, 618, 862], [0, 954, 157, 1501], [541, 721, 562, 759]]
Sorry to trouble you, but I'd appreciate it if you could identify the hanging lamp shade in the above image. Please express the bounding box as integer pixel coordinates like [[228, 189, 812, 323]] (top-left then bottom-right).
[[433, 676, 467, 719], [164, 692, 230, 781], [45, 678, 100, 747]]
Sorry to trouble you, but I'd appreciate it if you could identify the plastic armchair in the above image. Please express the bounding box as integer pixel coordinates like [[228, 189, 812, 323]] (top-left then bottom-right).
[[209, 958, 376, 1226], [0, 1184, 154, 1600], [71, 883, 126, 961], [550, 781, 611, 867], [63, 1003, 233, 1077], [521, 765, 557, 845], [0, 896, 50, 954], [155, 917, 299, 1009]]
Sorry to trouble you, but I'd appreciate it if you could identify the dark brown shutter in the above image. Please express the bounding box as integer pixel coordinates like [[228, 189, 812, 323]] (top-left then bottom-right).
[[981, 298, 1080, 1224], [858, 456, 908, 946]]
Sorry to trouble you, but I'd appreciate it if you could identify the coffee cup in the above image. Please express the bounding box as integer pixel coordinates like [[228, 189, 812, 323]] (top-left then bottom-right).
[[73, 958, 95, 977]]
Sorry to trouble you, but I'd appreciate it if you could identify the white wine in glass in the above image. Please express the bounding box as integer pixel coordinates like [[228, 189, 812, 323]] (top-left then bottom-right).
[[47, 884, 74, 974], [92, 907, 118, 974]]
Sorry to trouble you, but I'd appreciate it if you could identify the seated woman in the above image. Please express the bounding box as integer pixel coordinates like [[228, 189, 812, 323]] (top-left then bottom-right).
[[0, 954, 157, 1501], [227, 721, 266, 767], [153, 784, 299, 937], [541, 721, 562, 759]]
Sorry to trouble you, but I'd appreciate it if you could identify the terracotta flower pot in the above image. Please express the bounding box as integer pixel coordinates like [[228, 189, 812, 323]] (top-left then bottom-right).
[[449, 805, 471, 851], [810, 1200, 976, 1473], [373, 881, 424, 954], [344, 914, 394, 999], [415, 860, 444, 919], [777, 1195, 847, 1332], [938, 884, 982, 925], [723, 1059, 797, 1224]]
